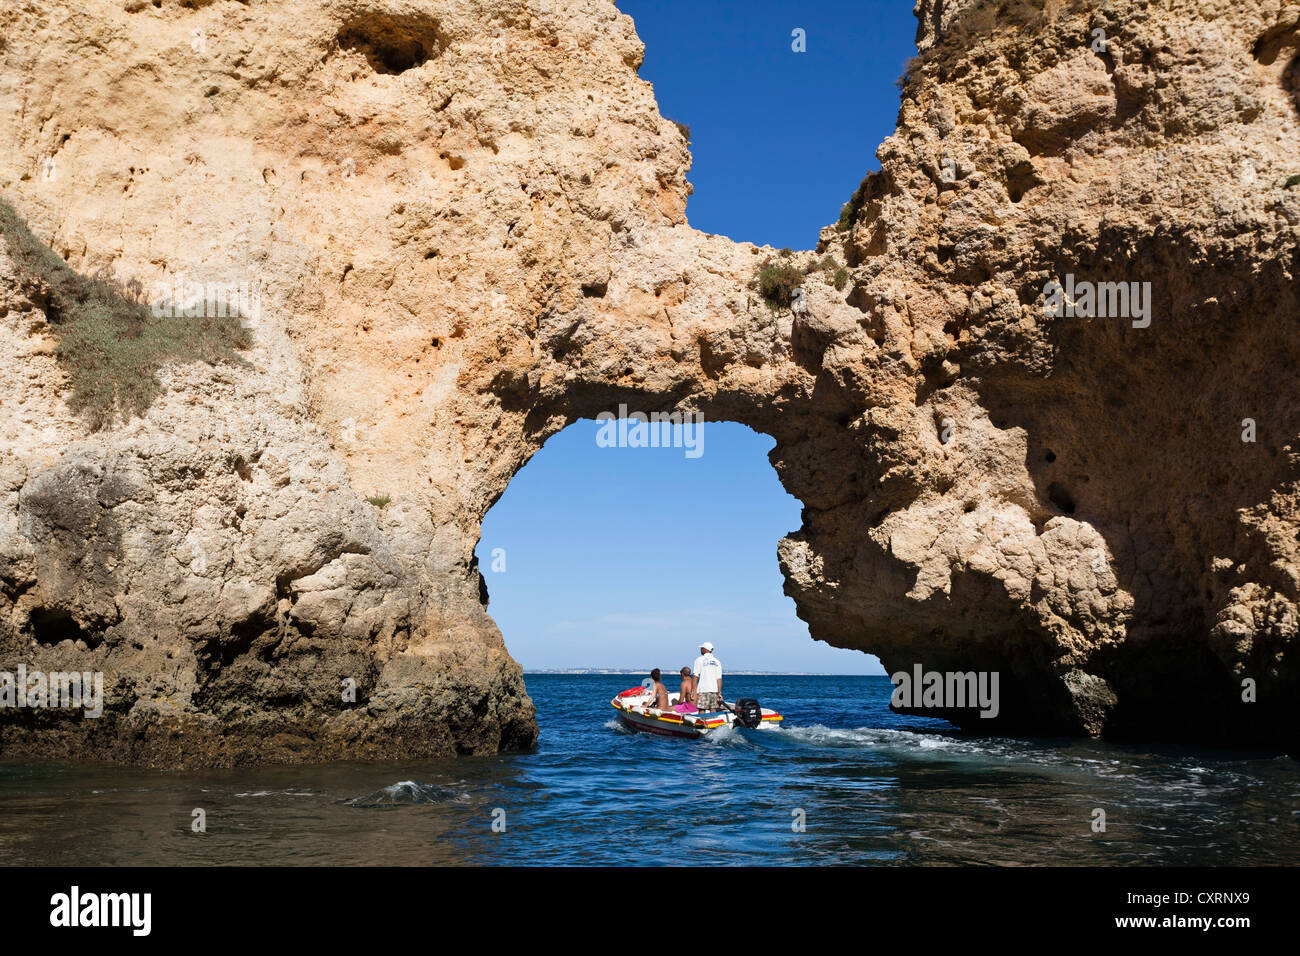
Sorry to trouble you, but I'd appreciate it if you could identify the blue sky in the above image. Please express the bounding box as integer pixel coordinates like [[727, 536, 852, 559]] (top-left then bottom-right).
[[619, 0, 919, 248], [475, 2, 918, 674]]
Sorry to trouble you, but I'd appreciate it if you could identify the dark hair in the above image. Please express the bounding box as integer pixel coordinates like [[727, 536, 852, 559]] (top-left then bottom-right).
[[680, 667, 692, 677], [650, 668, 661, 681]]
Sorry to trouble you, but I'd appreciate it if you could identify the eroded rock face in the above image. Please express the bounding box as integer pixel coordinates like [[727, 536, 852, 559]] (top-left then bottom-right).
[[0, 0, 1296, 764], [790, 0, 1300, 745]]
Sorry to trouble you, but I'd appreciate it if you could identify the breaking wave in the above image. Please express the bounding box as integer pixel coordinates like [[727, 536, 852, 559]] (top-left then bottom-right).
[[344, 780, 470, 808], [234, 789, 321, 798]]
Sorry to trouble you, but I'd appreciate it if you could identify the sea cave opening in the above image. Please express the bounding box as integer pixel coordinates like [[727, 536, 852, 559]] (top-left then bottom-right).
[[475, 418, 881, 686], [471, 0, 916, 710]]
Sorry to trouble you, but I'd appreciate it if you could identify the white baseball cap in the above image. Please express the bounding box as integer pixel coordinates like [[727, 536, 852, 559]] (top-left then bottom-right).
[[701, 642, 714, 652]]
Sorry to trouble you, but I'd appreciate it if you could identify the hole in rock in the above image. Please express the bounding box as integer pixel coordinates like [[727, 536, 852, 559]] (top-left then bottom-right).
[[1047, 482, 1076, 515], [1252, 23, 1299, 65], [476, 419, 879, 682], [1285, 55, 1300, 114], [1006, 160, 1040, 202], [29, 608, 95, 647], [338, 12, 445, 75]]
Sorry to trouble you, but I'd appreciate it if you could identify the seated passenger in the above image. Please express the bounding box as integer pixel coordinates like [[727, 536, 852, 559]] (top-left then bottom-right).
[[646, 669, 670, 711], [674, 666, 698, 713]]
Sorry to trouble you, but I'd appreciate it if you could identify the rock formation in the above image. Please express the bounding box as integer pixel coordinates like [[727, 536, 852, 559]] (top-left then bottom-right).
[[0, 0, 1295, 765]]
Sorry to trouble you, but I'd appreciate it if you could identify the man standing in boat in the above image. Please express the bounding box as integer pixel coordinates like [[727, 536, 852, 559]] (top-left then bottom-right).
[[693, 642, 723, 712]]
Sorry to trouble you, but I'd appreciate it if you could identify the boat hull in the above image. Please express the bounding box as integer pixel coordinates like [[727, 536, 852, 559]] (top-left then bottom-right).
[[610, 691, 783, 738]]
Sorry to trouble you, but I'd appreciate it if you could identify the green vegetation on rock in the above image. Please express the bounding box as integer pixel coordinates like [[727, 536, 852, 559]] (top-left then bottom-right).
[[837, 175, 873, 232], [0, 199, 251, 430], [757, 260, 803, 309]]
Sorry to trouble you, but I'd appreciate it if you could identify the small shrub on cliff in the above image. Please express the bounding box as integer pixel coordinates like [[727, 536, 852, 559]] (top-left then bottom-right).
[[895, 55, 921, 92], [804, 254, 839, 276], [837, 175, 873, 231], [832, 267, 850, 291], [669, 118, 691, 143], [757, 260, 803, 310], [366, 494, 392, 509], [1286, 174, 1300, 189], [0, 199, 251, 430]]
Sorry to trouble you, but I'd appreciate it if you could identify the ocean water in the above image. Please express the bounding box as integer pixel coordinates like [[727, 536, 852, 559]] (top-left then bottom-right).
[[1, 674, 1297, 866]]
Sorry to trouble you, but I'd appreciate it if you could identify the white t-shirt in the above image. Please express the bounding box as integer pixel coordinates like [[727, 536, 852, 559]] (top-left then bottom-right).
[[693, 653, 722, 694]]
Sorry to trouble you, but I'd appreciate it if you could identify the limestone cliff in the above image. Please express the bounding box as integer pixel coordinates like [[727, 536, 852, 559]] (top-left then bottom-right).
[[0, 0, 1295, 765]]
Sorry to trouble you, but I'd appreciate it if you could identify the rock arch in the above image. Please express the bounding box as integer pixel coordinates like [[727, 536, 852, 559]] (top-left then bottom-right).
[[0, 0, 1296, 764]]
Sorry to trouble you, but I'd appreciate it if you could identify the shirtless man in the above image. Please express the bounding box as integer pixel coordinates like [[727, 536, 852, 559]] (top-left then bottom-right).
[[646, 668, 671, 711]]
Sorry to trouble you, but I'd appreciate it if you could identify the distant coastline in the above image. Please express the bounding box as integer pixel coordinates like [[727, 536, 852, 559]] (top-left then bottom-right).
[[523, 668, 873, 676]]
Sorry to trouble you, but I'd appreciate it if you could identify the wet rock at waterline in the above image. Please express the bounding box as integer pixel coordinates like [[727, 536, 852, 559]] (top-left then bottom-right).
[[0, 0, 1297, 765]]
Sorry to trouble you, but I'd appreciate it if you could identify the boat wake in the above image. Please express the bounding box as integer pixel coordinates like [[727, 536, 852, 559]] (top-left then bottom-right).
[[768, 723, 1072, 765], [698, 724, 751, 746], [773, 724, 964, 750], [603, 715, 1053, 763]]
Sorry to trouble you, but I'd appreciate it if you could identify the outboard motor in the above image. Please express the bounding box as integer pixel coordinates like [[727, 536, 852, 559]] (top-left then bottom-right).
[[734, 698, 763, 729]]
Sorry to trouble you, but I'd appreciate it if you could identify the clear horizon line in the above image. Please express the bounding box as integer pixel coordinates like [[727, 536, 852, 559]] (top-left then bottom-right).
[[522, 668, 882, 676]]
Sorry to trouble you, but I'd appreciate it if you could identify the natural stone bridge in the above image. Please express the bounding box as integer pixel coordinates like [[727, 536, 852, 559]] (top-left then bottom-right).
[[0, 0, 1296, 765]]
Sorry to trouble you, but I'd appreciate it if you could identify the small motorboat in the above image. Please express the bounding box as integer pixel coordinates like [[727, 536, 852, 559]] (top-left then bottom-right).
[[610, 684, 783, 738]]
